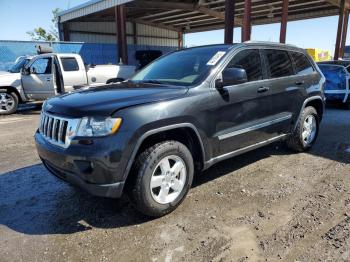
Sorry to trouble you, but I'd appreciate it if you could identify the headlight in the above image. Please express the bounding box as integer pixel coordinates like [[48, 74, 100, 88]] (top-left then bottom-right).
[[76, 117, 122, 137]]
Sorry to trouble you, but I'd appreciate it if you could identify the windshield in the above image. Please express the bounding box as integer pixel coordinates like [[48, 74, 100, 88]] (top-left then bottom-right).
[[8, 58, 30, 73], [131, 45, 231, 86]]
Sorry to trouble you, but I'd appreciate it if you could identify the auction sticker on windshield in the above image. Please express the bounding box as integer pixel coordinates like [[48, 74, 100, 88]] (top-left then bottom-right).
[[207, 51, 226, 66]]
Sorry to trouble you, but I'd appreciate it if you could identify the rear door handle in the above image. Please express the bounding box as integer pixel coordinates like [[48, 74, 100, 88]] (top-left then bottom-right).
[[46, 78, 51, 82], [257, 86, 270, 93], [295, 81, 305, 86]]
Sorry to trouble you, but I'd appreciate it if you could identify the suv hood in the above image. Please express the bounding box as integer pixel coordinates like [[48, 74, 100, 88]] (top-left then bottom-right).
[[44, 82, 189, 117]]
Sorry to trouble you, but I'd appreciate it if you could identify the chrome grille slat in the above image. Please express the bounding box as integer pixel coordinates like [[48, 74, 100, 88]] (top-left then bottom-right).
[[39, 112, 80, 148], [52, 119, 58, 141], [39, 115, 44, 133], [47, 118, 53, 138], [44, 116, 49, 136], [41, 115, 45, 134], [58, 120, 64, 142]]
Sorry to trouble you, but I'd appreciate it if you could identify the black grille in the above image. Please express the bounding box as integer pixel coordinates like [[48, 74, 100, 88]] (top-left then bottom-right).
[[39, 113, 68, 145]]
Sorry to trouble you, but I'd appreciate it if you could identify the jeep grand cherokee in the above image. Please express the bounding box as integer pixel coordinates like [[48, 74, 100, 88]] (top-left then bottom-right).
[[35, 42, 325, 217]]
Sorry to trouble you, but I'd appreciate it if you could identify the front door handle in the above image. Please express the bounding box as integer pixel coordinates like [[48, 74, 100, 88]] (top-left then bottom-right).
[[257, 86, 270, 93], [46, 78, 51, 82], [295, 81, 305, 86]]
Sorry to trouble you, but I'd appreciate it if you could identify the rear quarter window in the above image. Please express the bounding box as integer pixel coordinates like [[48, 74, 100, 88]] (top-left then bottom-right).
[[61, 57, 79, 71], [264, 49, 294, 78], [291, 52, 314, 75]]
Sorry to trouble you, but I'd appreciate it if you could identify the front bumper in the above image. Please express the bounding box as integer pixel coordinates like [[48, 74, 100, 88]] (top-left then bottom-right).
[[35, 130, 132, 198], [42, 158, 124, 198]]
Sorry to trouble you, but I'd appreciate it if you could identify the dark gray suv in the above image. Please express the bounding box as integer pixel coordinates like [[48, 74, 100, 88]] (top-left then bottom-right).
[[35, 42, 325, 217]]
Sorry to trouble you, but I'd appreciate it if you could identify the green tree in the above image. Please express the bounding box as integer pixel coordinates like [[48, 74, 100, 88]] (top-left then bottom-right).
[[27, 8, 61, 41]]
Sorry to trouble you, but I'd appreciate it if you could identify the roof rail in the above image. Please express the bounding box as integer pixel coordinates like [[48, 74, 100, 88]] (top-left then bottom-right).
[[243, 40, 298, 48]]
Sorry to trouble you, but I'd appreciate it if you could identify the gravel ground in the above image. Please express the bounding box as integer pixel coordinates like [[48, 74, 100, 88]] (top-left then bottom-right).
[[0, 106, 349, 262]]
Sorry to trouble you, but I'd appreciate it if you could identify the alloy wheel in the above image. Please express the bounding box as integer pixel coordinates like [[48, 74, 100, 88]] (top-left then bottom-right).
[[0, 93, 15, 113], [302, 115, 317, 145], [150, 155, 187, 205]]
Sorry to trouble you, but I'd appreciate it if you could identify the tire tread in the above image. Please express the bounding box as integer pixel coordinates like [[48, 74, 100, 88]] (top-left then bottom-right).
[[286, 106, 318, 152], [129, 140, 193, 217]]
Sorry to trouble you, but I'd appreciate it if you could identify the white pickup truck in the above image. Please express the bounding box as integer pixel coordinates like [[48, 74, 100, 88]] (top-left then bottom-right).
[[0, 53, 135, 115]]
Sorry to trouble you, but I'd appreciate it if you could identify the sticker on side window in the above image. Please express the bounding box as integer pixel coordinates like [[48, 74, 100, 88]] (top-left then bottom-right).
[[207, 51, 226, 66]]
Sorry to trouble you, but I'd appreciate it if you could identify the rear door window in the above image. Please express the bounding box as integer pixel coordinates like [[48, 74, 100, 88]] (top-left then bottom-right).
[[264, 49, 294, 78], [61, 57, 79, 71], [227, 49, 263, 82], [291, 52, 314, 75]]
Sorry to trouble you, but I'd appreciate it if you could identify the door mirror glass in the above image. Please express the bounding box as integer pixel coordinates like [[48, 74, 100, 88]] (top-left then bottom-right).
[[21, 67, 30, 75], [216, 67, 248, 88]]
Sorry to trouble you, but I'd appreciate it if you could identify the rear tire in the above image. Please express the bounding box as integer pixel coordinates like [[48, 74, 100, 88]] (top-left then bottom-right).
[[129, 140, 194, 217], [286, 106, 319, 152], [0, 91, 19, 115]]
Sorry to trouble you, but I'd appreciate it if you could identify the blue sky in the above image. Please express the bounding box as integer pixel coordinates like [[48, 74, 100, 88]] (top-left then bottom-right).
[[185, 16, 346, 54], [0, 0, 348, 54]]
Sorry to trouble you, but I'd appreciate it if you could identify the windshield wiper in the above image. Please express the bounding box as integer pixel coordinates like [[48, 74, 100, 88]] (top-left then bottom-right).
[[140, 80, 165, 84]]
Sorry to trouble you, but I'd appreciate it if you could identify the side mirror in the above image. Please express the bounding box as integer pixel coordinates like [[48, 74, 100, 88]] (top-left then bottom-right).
[[216, 67, 248, 89], [21, 67, 30, 75]]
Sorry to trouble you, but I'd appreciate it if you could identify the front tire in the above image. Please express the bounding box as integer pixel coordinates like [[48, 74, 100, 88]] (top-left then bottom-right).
[[0, 91, 19, 115], [286, 106, 319, 152], [129, 140, 194, 217]]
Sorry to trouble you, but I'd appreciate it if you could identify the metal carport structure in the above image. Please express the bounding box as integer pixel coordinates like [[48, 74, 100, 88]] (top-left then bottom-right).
[[58, 0, 350, 64]]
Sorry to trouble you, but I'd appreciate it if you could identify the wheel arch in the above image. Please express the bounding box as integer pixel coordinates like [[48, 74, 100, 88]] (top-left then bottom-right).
[[304, 97, 324, 120], [294, 96, 324, 131], [123, 123, 206, 187], [0, 86, 23, 103]]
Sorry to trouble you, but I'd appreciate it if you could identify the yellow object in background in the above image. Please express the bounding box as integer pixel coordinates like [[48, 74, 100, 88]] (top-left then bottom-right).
[[306, 48, 333, 62]]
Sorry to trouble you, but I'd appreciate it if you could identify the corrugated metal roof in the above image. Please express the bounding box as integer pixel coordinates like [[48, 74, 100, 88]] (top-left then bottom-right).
[[66, 21, 178, 46], [59, 0, 134, 23], [59, 0, 349, 35]]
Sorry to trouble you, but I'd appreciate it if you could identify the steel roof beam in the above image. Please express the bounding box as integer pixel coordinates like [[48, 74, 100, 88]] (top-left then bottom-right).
[[130, 0, 242, 26], [324, 0, 350, 8], [184, 5, 339, 33]]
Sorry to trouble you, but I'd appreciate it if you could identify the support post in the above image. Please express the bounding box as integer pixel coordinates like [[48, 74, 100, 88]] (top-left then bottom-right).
[[178, 31, 183, 49], [62, 23, 70, 41], [335, 0, 345, 60], [280, 0, 289, 43], [242, 0, 252, 42], [115, 5, 128, 64], [133, 22, 138, 45], [58, 22, 63, 41], [224, 0, 235, 44], [340, 9, 349, 58]]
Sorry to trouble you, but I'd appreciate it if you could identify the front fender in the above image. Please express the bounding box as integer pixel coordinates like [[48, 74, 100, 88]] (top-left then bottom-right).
[[122, 122, 206, 181]]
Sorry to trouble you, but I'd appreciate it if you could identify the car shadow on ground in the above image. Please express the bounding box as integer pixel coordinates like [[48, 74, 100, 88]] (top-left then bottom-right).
[[195, 105, 350, 188], [17, 103, 42, 115], [0, 164, 149, 235], [193, 142, 289, 188], [0, 143, 289, 236]]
